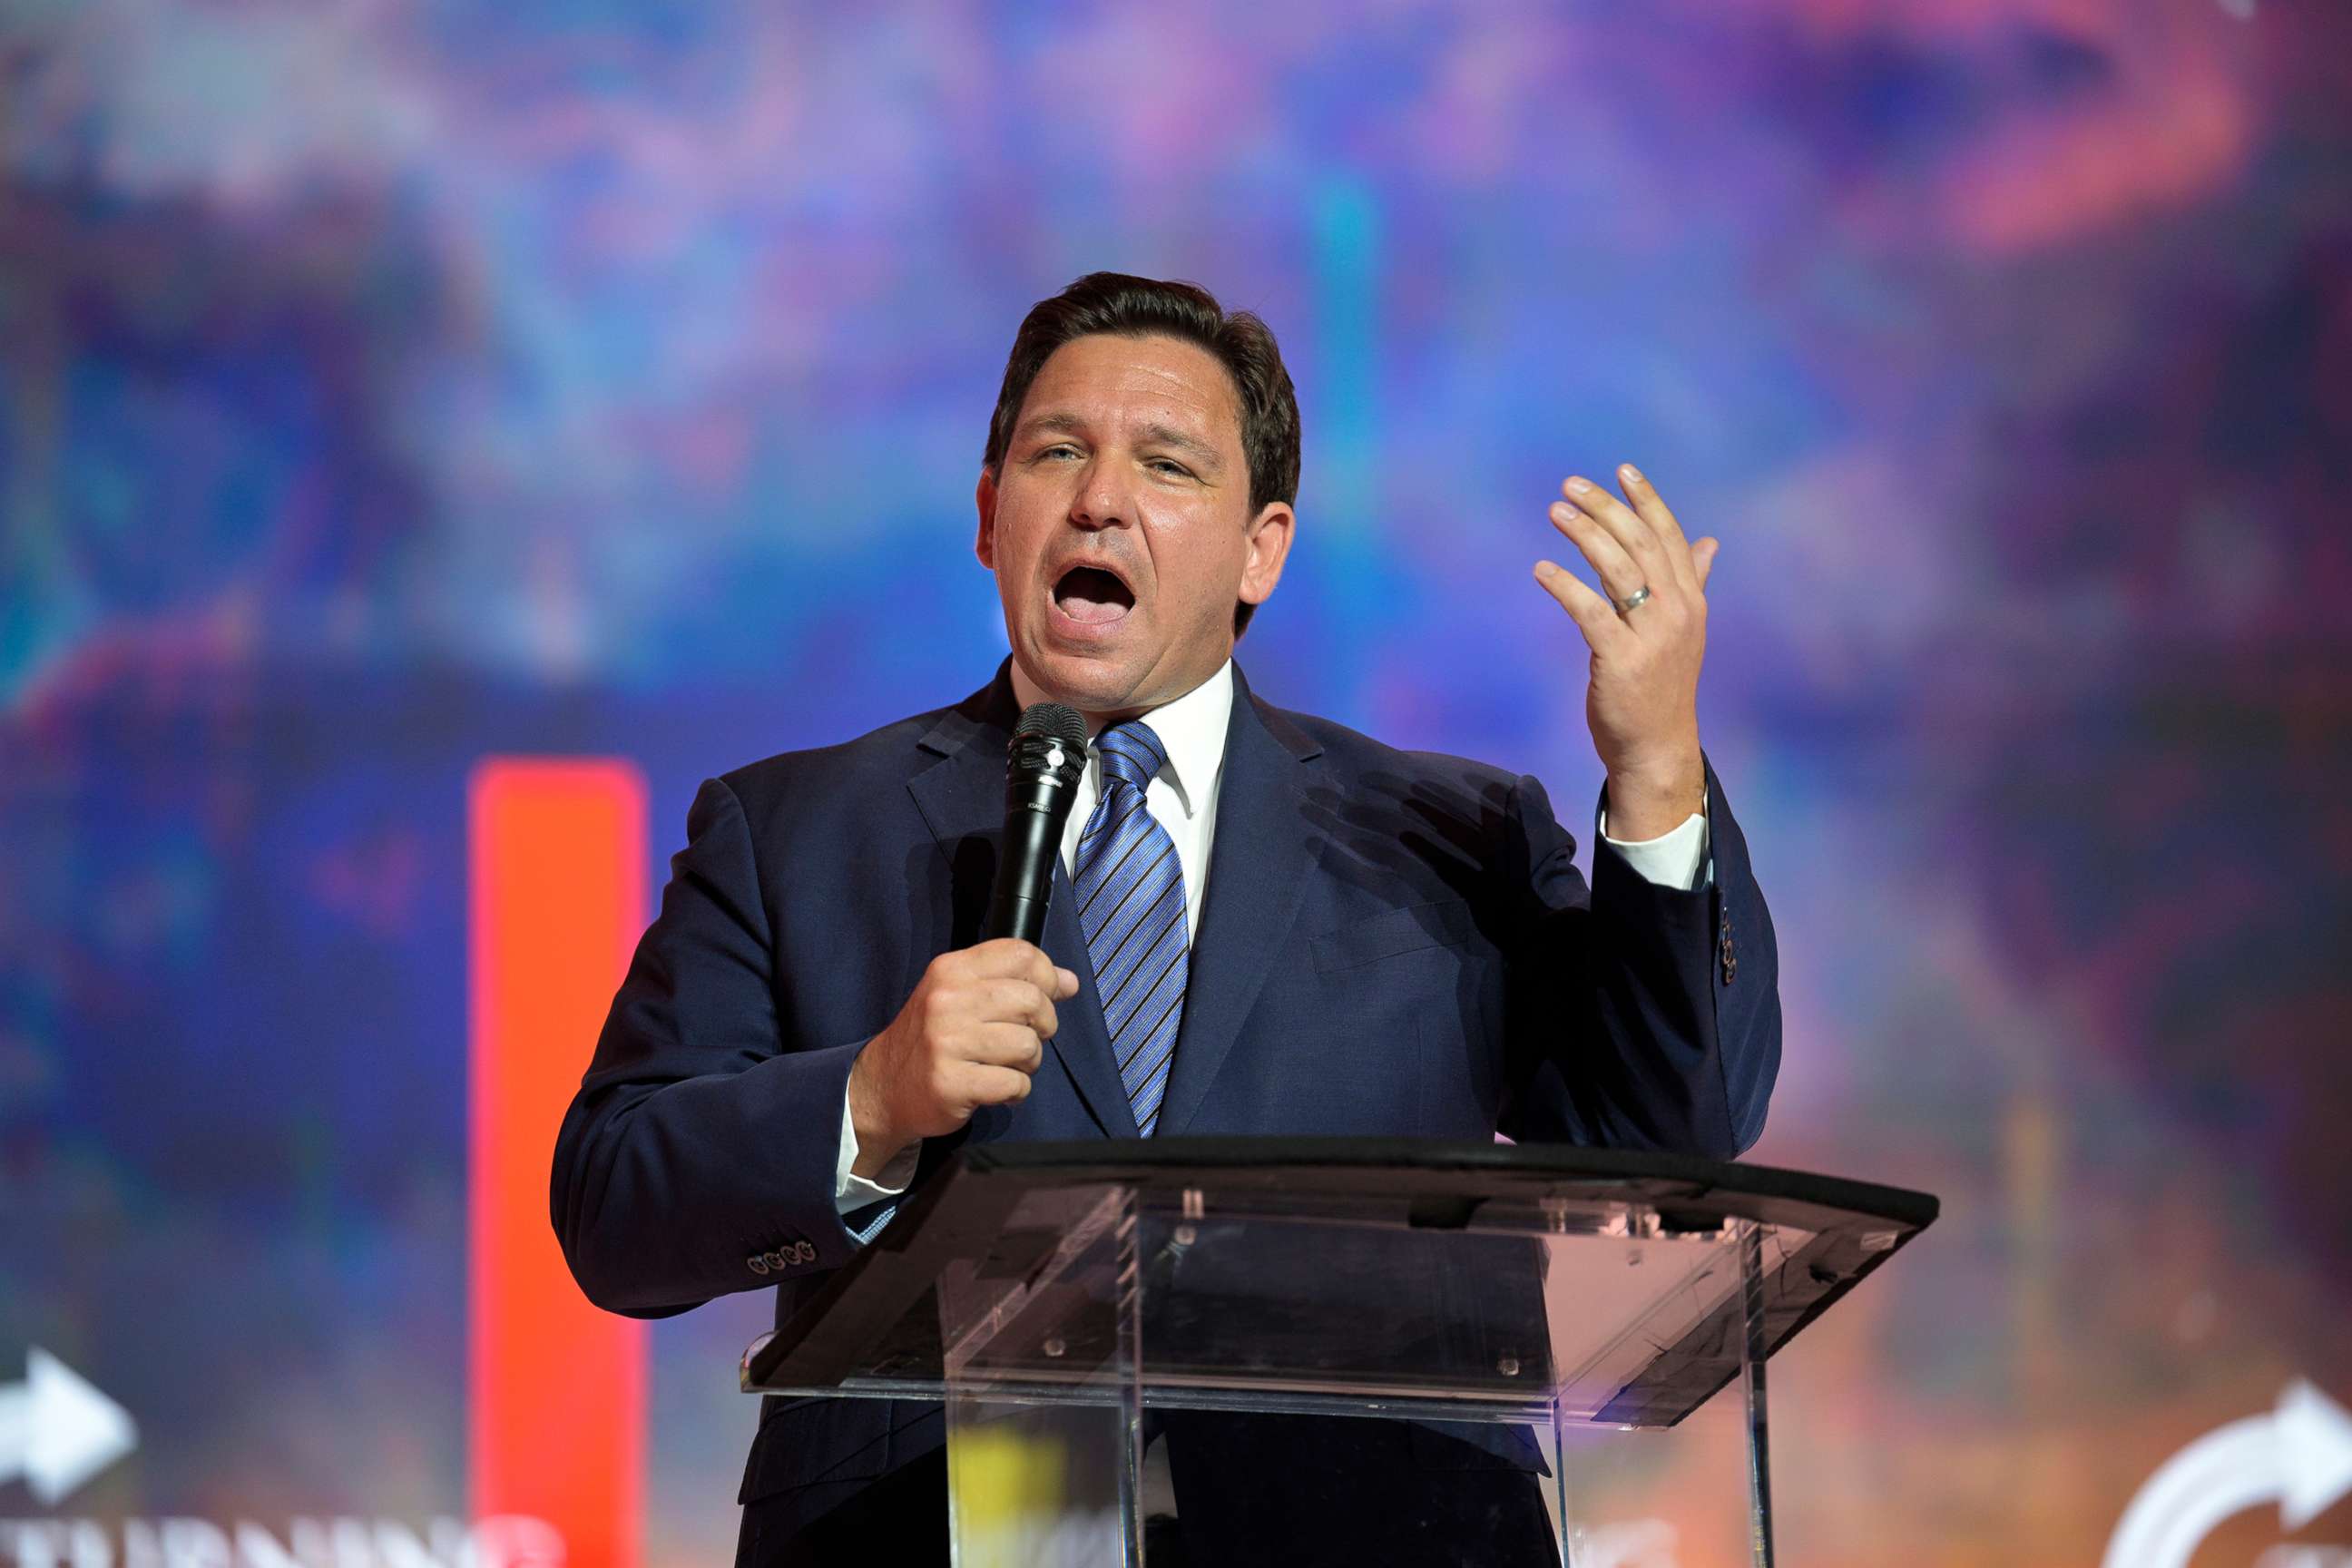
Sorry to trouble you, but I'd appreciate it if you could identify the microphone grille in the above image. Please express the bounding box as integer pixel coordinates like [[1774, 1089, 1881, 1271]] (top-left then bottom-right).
[[1013, 702, 1088, 751]]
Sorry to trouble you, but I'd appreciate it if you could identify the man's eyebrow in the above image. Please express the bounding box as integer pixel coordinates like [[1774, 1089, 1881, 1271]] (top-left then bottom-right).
[[1015, 411, 1092, 441], [1136, 422, 1225, 469]]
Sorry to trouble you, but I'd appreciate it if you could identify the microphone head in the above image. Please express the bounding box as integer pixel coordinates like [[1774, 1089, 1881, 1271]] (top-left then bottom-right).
[[1010, 702, 1089, 786], [1013, 701, 1088, 750]]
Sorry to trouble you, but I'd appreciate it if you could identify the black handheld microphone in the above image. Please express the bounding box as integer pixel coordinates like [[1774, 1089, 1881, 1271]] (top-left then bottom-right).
[[984, 702, 1090, 944]]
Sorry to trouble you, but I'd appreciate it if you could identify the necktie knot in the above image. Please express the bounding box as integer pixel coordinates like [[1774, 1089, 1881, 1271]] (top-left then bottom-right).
[[1095, 720, 1168, 798]]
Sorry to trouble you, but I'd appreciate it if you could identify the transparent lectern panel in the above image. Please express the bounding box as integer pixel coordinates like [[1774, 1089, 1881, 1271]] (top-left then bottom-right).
[[936, 1187, 1132, 1386], [743, 1143, 1933, 1568], [946, 1397, 1134, 1568], [1546, 1379, 1768, 1568], [744, 1141, 1925, 1425], [929, 1194, 1792, 1566], [939, 1187, 1148, 1568], [931, 1183, 1813, 1427]]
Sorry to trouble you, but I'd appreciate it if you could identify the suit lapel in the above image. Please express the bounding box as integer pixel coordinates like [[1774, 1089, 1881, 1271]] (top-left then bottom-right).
[[903, 666, 1135, 1139], [1042, 856, 1140, 1137], [1154, 667, 1326, 1138]]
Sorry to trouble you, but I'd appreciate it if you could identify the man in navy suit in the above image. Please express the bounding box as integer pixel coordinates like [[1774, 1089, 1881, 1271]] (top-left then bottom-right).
[[553, 273, 1779, 1566]]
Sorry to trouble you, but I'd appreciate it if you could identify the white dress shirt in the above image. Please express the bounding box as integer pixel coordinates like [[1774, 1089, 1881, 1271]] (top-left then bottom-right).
[[834, 661, 1708, 1210]]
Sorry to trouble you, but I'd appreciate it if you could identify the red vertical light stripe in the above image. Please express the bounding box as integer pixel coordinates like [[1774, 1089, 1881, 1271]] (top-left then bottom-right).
[[469, 759, 650, 1568]]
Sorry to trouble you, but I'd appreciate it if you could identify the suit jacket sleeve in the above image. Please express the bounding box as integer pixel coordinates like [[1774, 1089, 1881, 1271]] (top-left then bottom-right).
[[1495, 756, 1780, 1159], [550, 776, 868, 1318]]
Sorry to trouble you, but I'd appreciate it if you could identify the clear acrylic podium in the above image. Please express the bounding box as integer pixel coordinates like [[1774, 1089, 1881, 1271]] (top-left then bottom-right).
[[742, 1139, 1936, 1566]]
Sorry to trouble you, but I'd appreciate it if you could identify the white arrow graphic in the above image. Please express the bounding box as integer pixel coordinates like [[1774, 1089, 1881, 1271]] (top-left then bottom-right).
[[0, 1348, 139, 1504], [2103, 1380, 2352, 1568]]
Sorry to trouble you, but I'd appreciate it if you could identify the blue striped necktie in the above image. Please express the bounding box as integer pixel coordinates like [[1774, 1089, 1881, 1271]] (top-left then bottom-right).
[[1072, 720, 1190, 1135]]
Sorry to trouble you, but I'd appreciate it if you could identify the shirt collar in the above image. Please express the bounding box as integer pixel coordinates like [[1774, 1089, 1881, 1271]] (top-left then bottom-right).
[[1112, 659, 1233, 820]]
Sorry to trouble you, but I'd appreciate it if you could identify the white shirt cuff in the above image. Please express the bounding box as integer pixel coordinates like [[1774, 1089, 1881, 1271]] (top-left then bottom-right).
[[835, 1093, 917, 1214], [1597, 807, 1711, 891]]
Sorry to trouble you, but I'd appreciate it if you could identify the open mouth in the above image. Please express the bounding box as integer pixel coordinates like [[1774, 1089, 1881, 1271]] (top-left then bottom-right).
[[1052, 564, 1137, 626]]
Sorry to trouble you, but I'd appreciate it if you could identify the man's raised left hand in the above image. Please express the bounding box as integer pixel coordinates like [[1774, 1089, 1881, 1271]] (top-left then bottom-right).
[[1532, 463, 1715, 842]]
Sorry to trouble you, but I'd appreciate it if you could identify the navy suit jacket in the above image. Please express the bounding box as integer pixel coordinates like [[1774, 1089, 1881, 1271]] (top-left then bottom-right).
[[552, 661, 1780, 1544]]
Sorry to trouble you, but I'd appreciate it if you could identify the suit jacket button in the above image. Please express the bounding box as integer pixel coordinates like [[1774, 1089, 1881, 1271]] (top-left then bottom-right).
[[763, 1250, 790, 1271], [747, 1255, 771, 1276]]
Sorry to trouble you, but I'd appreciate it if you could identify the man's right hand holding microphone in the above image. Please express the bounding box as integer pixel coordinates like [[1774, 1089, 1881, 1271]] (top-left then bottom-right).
[[845, 939, 1078, 1181]]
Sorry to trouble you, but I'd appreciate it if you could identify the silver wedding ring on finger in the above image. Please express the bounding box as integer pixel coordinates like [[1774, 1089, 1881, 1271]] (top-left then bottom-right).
[[1615, 585, 1653, 614]]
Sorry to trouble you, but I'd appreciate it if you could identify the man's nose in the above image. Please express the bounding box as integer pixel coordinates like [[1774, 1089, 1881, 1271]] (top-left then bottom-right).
[[1070, 460, 1134, 531]]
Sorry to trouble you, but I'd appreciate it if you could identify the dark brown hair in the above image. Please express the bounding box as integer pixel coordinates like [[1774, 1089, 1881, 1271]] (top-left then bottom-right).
[[983, 272, 1300, 635]]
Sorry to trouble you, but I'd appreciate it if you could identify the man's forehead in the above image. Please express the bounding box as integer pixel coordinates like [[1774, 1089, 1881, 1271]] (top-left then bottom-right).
[[1019, 333, 1241, 444]]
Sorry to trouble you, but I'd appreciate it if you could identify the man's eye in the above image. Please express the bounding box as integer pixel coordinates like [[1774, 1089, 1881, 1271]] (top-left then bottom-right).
[[1148, 458, 1192, 477], [1037, 445, 1080, 461]]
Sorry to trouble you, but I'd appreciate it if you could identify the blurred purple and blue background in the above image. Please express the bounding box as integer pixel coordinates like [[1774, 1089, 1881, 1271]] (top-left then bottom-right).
[[5, 2, 2350, 1563]]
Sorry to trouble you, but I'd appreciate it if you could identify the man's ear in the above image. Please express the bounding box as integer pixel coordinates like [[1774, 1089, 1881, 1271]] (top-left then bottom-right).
[[974, 468, 998, 569], [1238, 500, 1295, 608]]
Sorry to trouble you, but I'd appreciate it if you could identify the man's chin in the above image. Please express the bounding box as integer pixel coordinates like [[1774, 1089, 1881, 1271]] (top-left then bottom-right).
[[1012, 641, 1160, 718]]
